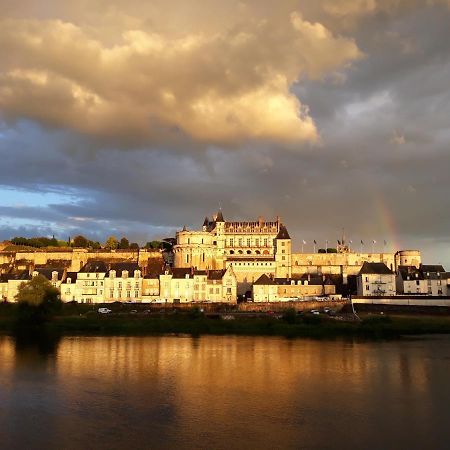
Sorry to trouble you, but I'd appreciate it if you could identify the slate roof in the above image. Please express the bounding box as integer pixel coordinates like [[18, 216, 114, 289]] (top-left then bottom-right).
[[254, 274, 275, 285], [109, 262, 140, 273], [215, 209, 225, 222], [0, 271, 31, 282], [398, 266, 424, 281], [35, 268, 65, 281], [276, 224, 291, 240], [65, 272, 77, 283], [79, 261, 108, 273], [421, 265, 446, 273], [359, 262, 394, 275]]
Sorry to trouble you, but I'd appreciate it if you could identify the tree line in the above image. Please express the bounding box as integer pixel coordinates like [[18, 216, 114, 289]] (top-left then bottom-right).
[[9, 235, 173, 251]]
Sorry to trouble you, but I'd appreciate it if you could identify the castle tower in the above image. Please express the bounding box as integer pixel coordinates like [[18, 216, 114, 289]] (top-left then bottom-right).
[[214, 209, 226, 270], [275, 223, 292, 278]]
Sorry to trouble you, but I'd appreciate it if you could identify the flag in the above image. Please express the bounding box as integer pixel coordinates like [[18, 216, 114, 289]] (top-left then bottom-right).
[[314, 240, 317, 244], [302, 240, 306, 245], [361, 240, 364, 245], [337, 240, 341, 245], [373, 240, 376, 244]]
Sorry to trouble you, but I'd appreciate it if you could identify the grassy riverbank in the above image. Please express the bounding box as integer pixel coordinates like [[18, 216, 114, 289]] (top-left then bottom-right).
[[2, 304, 450, 339]]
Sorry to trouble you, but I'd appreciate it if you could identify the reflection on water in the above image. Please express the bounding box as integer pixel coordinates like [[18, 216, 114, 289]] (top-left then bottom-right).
[[1, 335, 450, 450]]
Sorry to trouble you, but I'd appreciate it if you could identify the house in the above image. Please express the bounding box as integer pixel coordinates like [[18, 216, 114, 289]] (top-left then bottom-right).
[[421, 265, 448, 296], [396, 266, 427, 294], [142, 266, 237, 303], [357, 262, 396, 296], [252, 273, 336, 302]]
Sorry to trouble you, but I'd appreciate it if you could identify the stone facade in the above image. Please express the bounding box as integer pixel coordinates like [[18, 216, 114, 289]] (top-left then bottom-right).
[[252, 274, 336, 302], [356, 262, 396, 296], [172, 211, 421, 294]]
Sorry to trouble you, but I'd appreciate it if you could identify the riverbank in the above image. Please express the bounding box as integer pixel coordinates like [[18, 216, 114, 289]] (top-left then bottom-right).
[[2, 307, 450, 339]]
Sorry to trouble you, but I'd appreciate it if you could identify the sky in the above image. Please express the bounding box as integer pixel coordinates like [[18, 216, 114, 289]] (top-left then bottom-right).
[[0, 0, 449, 266]]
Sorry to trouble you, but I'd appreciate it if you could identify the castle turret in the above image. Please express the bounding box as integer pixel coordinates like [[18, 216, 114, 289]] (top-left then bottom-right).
[[275, 223, 292, 278]]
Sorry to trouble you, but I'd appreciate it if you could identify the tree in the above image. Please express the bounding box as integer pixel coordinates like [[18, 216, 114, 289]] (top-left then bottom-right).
[[104, 235, 119, 250], [129, 242, 140, 250], [72, 235, 89, 248], [145, 240, 162, 249], [118, 237, 130, 249], [15, 275, 61, 325]]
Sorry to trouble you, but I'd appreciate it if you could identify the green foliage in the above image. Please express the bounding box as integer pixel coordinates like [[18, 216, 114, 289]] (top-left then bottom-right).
[[318, 248, 337, 253], [118, 237, 130, 249], [15, 275, 62, 325], [72, 235, 89, 248], [281, 308, 297, 324], [105, 235, 119, 250], [11, 236, 60, 248], [145, 240, 162, 249], [130, 242, 140, 250]]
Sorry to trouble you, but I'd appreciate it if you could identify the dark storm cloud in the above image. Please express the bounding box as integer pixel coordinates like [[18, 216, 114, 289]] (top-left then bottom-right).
[[0, 1, 449, 266]]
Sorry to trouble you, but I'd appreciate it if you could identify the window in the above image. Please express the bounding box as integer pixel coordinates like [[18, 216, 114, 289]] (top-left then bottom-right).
[[255, 239, 259, 246], [238, 238, 243, 246], [366, 285, 369, 291], [247, 238, 251, 247], [230, 238, 234, 247], [135, 290, 139, 297], [365, 276, 369, 282], [126, 290, 131, 298], [264, 238, 268, 246], [186, 254, 190, 263], [216, 288, 220, 294]]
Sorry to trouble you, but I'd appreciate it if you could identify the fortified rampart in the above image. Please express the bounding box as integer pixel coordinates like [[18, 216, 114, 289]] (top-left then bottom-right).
[[0, 248, 163, 273]]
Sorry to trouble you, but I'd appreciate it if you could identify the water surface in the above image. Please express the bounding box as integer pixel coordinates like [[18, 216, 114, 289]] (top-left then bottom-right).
[[1, 335, 449, 450]]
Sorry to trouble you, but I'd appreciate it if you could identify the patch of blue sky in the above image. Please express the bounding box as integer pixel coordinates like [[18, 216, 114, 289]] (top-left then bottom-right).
[[0, 186, 78, 208]]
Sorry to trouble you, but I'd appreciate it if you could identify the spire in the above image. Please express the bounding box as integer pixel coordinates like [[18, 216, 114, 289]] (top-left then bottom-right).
[[215, 209, 224, 222], [203, 216, 209, 227], [276, 224, 290, 239]]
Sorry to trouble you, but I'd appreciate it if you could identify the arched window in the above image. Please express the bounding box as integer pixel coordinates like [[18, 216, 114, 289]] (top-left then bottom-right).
[[229, 250, 235, 255], [246, 250, 252, 255]]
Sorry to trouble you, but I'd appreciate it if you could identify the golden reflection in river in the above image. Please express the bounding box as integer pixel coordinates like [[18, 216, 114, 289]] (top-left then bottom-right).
[[1, 335, 448, 450], [0, 336, 15, 375]]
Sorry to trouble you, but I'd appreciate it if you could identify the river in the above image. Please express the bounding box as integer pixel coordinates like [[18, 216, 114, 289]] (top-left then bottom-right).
[[0, 334, 449, 450]]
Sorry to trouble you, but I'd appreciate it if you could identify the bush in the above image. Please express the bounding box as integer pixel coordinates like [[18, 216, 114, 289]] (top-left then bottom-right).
[[14, 275, 62, 326], [282, 308, 297, 324]]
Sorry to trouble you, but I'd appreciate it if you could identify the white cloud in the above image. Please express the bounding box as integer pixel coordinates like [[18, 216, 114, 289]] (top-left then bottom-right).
[[0, 3, 362, 147]]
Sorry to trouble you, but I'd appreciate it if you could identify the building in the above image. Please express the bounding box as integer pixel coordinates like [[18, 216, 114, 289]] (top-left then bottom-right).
[[174, 211, 292, 293], [421, 265, 449, 296], [0, 271, 31, 302], [172, 211, 425, 295], [396, 266, 427, 295], [357, 262, 396, 296], [252, 273, 336, 302], [142, 266, 237, 303]]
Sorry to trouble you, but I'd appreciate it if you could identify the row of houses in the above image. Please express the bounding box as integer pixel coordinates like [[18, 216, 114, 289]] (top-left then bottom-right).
[[1, 259, 448, 304], [356, 262, 450, 297], [0, 261, 238, 304]]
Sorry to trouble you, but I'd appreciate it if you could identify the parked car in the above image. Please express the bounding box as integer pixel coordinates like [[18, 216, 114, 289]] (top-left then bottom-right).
[[310, 309, 320, 315], [98, 308, 112, 314]]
